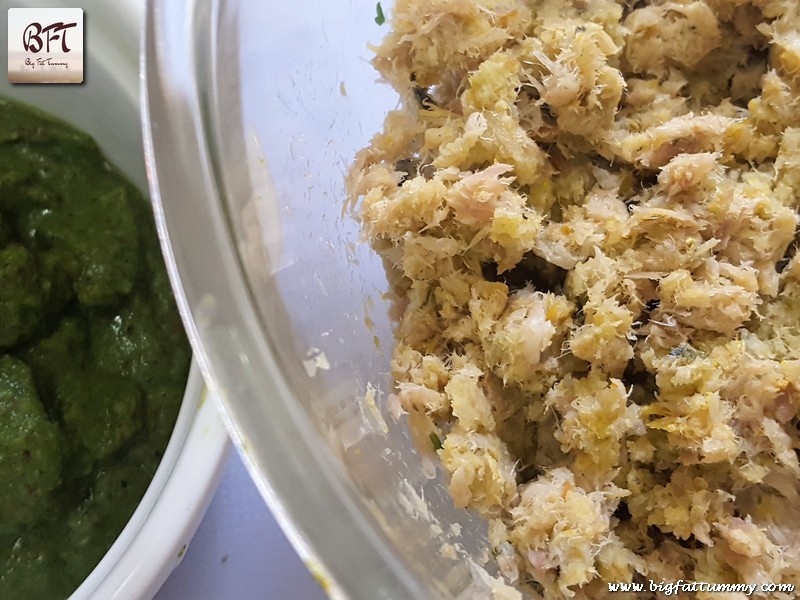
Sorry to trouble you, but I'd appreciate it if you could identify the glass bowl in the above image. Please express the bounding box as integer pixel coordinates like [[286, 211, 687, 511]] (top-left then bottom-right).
[[0, 1, 230, 598], [143, 1, 503, 598]]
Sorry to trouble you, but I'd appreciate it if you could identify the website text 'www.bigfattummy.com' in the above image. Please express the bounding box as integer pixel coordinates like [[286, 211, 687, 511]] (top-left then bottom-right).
[[608, 580, 796, 595]]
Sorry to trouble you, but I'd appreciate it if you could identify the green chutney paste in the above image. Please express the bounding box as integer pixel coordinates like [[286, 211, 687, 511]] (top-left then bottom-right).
[[0, 97, 191, 598]]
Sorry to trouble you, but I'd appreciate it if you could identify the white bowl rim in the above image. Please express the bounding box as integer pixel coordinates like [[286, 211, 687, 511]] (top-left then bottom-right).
[[71, 362, 231, 600], [0, 0, 232, 596]]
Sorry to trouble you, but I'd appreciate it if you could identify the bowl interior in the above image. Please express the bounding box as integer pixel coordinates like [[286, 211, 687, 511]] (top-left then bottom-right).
[[0, 2, 229, 598], [145, 1, 501, 597]]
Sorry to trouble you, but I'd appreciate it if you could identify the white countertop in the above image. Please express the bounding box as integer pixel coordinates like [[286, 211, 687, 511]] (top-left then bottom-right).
[[154, 450, 327, 600]]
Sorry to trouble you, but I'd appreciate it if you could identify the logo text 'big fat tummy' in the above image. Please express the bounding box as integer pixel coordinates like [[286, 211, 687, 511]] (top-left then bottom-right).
[[8, 8, 84, 84]]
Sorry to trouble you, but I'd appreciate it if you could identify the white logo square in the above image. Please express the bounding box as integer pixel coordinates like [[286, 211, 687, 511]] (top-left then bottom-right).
[[8, 7, 84, 84]]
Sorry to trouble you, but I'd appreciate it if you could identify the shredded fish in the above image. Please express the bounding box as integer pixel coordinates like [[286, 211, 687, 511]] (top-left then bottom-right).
[[348, 0, 800, 597]]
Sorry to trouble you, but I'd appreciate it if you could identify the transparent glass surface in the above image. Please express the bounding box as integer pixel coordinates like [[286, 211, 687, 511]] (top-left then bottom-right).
[[144, 1, 497, 598]]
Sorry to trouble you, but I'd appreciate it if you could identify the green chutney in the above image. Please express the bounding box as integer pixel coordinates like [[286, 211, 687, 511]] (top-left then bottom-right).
[[0, 97, 191, 598]]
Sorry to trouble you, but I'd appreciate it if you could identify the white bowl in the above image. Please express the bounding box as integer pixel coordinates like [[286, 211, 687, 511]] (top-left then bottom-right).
[[0, 2, 231, 598]]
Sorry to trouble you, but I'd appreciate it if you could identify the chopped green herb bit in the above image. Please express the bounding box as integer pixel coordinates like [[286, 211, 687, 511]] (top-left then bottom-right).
[[375, 2, 386, 25], [429, 431, 443, 451]]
